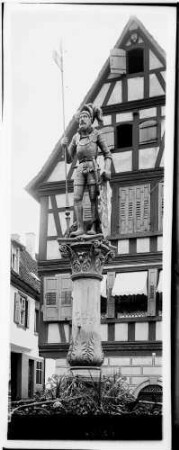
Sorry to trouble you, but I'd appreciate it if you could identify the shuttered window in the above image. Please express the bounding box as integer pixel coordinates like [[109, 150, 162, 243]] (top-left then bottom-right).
[[127, 48, 144, 74], [14, 292, 29, 328], [119, 184, 150, 235], [43, 274, 72, 321], [158, 181, 164, 232], [45, 278, 57, 305], [60, 274, 73, 320]]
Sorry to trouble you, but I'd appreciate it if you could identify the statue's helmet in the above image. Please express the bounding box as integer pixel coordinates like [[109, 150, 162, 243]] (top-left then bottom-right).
[[76, 103, 103, 126]]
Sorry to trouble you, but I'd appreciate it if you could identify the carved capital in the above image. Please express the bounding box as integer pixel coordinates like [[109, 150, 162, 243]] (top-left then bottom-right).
[[58, 235, 116, 279]]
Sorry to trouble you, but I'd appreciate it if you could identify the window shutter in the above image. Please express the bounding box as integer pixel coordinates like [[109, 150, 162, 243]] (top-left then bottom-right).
[[110, 48, 126, 74], [14, 292, 20, 324], [100, 126, 114, 149], [25, 299, 29, 328], [128, 187, 135, 233], [135, 185, 150, 233], [43, 276, 59, 321], [83, 190, 92, 222], [119, 186, 135, 234], [59, 274, 72, 321], [139, 120, 157, 144], [119, 187, 129, 234], [119, 184, 150, 235], [158, 181, 164, 232], [147, 268, 157, 316], [107, 272, 115, 318]]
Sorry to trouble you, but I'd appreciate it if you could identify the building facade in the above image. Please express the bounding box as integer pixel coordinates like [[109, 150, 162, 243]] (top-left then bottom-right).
[[27, 17, 164, 397], [10, 236, 44, 400]]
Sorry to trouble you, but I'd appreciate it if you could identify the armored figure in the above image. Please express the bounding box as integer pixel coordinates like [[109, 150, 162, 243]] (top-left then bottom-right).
[[62, 103, 112, 237]]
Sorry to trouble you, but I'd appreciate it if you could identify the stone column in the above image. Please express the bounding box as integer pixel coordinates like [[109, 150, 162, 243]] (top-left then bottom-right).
[[58, 235, 115, 367]]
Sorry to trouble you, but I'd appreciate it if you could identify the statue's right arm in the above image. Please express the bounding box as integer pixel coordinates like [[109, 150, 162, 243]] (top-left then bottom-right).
[[61, 135, 77, 163]]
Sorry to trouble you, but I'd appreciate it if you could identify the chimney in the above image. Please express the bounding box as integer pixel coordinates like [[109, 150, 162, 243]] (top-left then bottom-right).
[[25, 232, 36, 259], [11, 233, 20, 243]]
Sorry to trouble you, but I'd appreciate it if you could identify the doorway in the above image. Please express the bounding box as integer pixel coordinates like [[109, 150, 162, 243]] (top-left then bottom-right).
[[28, 359, 34, 398], [11, 352, 22, 400]]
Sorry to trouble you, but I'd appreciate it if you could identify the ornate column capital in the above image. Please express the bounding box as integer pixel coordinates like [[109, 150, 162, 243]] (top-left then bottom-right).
[[58, 235, 116, 280]]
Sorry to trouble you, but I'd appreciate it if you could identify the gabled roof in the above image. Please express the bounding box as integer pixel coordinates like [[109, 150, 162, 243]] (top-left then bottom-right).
[[11, 244, 40, 296], [26, 16, 166, 202]]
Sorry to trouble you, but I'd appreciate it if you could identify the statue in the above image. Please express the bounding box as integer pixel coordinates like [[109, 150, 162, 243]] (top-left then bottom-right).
[[62, 103, 112, 237]]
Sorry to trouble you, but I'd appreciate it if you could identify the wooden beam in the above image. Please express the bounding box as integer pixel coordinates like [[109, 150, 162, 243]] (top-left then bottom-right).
[[50, 195, 62, 237], [39, 196, 48, 260], [102, 95, 165, 115], [155, 133, 165, 168]]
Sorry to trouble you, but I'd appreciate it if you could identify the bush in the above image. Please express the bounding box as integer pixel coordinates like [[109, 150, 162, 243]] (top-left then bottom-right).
[[11, 372, 162, 417]]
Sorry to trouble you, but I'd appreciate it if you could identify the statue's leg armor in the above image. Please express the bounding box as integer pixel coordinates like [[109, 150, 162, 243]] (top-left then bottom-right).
[[71, 184, 85, 237], [87, 184, 98, 235]]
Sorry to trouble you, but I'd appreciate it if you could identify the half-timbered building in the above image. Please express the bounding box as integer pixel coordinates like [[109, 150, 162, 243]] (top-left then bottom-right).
[[27, 17, 164, 397]]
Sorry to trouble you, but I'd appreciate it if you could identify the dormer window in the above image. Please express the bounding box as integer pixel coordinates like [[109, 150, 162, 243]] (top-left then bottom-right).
[[11, 245, 20, 273], [128, 48, 144, 74], [116, 123, 133, 149]]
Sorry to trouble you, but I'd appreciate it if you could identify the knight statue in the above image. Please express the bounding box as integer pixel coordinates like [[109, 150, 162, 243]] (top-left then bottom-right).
[[62, 103, 112, 237]]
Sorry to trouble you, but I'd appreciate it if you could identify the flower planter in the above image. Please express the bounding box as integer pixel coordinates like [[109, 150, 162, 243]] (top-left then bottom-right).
[[8, 414, 162, 440]]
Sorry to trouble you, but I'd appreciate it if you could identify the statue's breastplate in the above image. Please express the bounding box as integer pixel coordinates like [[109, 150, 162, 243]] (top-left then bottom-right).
[[76, 133, 98, 162]]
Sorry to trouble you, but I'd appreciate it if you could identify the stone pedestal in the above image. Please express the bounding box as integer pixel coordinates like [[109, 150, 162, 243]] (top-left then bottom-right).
[[58, 235, 115, 367]]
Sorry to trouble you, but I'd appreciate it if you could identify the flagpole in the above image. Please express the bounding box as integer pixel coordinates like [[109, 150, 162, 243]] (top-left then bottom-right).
[[53, 42, 70, 234]]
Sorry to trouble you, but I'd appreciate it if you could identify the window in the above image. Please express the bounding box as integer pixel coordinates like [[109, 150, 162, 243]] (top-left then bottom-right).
[[36, 361, 43, 385], [119, 184, 150, 235], [43, 274, 72, 321], [34, 309, 39, 333], [115, 294, 147, 318], [11, 246, 19, 273], [128, 48, 144, 74], [112, 271, 148, 318], [138, 385, 162, 404], [14, 293, 29, 328], [61, 291, 71, 306], [139, 120, 157, 144], [45, 278, 57, 305], [116, 124, 133, 149]]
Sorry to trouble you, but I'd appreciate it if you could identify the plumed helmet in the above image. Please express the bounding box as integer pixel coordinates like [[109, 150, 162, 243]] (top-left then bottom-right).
[[75, 103, 103, 126]]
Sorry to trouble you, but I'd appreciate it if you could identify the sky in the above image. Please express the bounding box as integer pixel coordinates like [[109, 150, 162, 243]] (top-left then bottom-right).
[[4, 2, 176, 250]]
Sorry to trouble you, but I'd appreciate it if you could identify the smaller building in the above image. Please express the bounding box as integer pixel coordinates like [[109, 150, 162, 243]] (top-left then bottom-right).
[[10, 234, 44, 400]]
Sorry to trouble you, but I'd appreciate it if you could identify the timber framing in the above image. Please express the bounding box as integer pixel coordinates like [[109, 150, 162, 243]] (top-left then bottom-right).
[[27, 17, 165, 365], [26, 16, 166, 202], [37, 251, 162, 275], [35, 167, 164, 200]]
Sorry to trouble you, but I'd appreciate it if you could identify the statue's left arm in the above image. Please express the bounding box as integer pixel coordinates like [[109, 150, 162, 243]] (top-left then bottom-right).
[[97, 131, 112, 181]]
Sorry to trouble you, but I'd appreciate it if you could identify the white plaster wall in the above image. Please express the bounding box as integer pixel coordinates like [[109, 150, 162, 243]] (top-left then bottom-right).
[[10, 286, 39, 357], [118, 239, 129, 254], [135, 322, 149, 341], [46, 240, 61, 259], [136, 238, 150, 253], [115, 323, 128, 341], [128, 77, 144, 101]]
